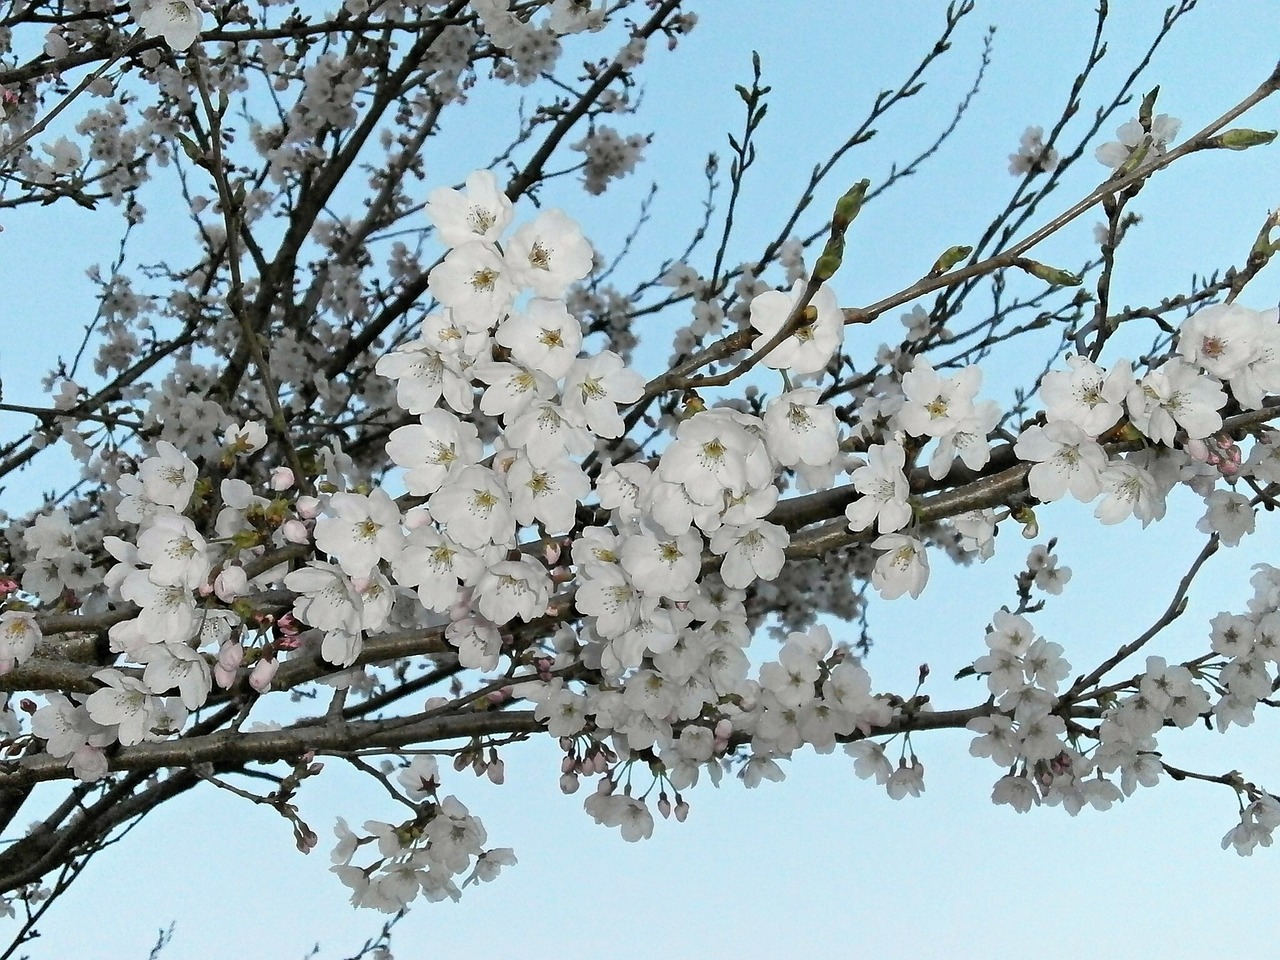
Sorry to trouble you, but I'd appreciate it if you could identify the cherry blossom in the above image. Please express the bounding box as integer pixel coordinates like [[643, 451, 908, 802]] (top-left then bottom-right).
[[134, 0, 204, 51], [1014, 421, 1108, 503], [870, 534, 930, 600], [748, 279, 843, 374], [5, 3, 1280, 939], [425, 170, 514, 248], [844, 441, 912, 533], [1095, 113, 1182, 168]]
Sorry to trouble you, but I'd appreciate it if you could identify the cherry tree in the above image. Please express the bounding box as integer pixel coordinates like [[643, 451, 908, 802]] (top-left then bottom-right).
[[1, 0, 1279, 952]]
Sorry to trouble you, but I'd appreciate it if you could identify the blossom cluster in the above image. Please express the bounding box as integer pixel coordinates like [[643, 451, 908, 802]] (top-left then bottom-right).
[[11, 185, 1280, 908], [6, 92, 1280, 912]]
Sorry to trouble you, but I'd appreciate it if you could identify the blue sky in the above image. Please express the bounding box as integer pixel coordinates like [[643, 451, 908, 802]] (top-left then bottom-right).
[[5, 3, 1280, 958]]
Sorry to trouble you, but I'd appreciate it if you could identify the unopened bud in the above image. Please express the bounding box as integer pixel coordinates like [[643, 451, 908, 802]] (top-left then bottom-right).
[[295, 495, 322, 520], [281, 519, 310, 544], [248, 656, 277, 693], [1212, 128, 1277, 151], [1014, 506, 1039, 540], [214, 566, 248, 603], [1015, 257, 1081, 287], [1138, 86, 1160, 127], [831, 179, 869, 233], [929, 244, 972, 277], [813, 239, 844, 282]]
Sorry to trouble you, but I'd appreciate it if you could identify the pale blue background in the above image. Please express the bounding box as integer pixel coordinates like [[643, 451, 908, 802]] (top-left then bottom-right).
[[3, 3, 1280, 958]]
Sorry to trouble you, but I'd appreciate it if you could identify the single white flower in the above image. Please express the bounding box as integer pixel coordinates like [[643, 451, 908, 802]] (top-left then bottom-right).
[[870, 534, 929, 600], [1127, 359, 1226, 444], [504, 208, 594, 298], [495, 298, 583, 380], [429, 465, 516, 548], [1096, 113, 1181, 168], [425, 170, 513, 248], [135, 0, 205, 51], [1041, 356, 1131, 436], [748, 279, 843, 375], [561, 351, 645, 439], [1008, 124, 1059, 176], [1197, 489, 1255, 546], [475, 556, 553, 624], [709, 520, 789, 589], [313, 489, 405, 577], [844, 441, 912, 534], [1014, 421, 1107, 503], [138, 440, 198, 511], [897, 359, 982, 439], [763, 389, 840, 468], [0, 611, 40, 667], [86, 668, 162, 746]]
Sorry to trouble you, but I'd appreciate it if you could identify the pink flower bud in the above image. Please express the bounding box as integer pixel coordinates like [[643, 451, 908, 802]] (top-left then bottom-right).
[[544, 542, 561, 565], [487, 758, 505, 784], [214, 566, 249, 603], [674, 800, 690, 822], [404, 506, 433, 529], [214, 662, 238, 689], [217, 641, 244, 672], [282, 519, 310, 544], [248, 657, 278, 693], [561, 755, 576, 774], [1186, 437, 1210, 463], [295, 495, 322, 520], [657, 793, 672, 819], [714, 718, 733, 740], [270, 466, 295, 491], [559, 773, 580, 794]]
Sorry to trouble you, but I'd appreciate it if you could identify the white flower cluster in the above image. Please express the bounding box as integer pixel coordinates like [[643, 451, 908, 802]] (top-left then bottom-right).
[[961, 564, 1280, 830], [330, 756, 515, 911], [14, 148, 1280, 910]]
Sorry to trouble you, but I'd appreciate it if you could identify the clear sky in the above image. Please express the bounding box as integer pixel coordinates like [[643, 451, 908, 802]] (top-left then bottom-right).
[[4, 3, 1280, 958]]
